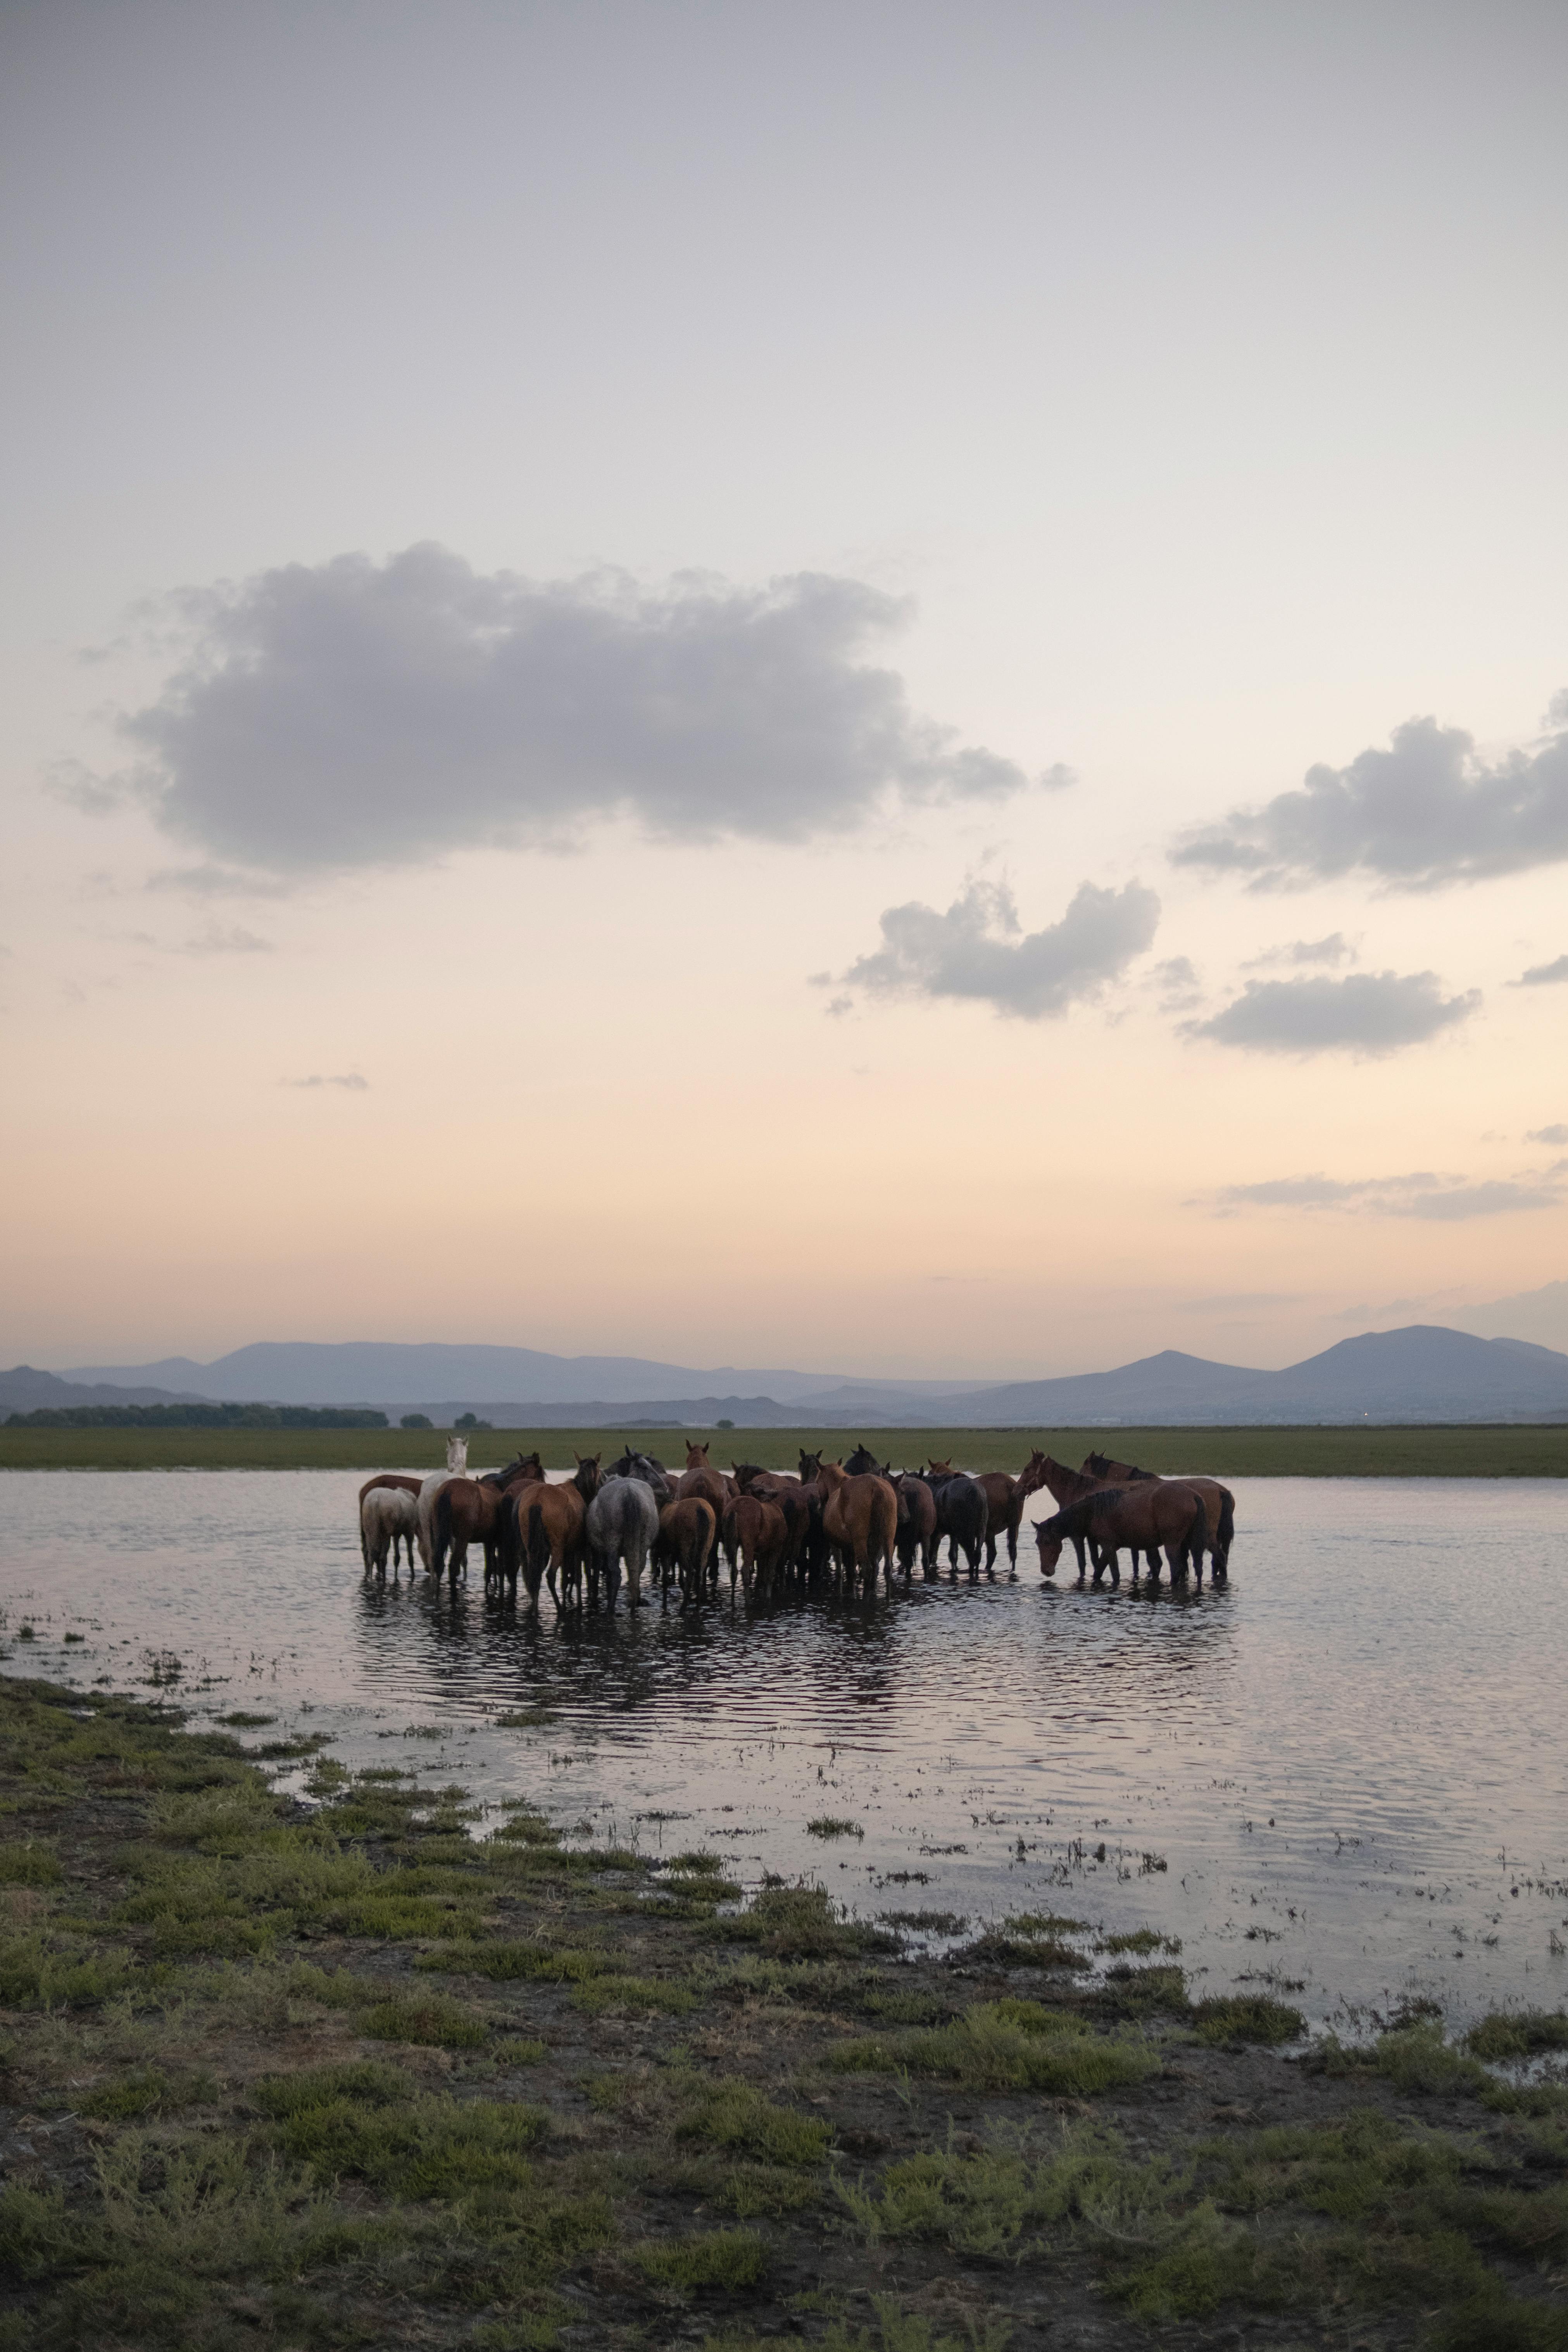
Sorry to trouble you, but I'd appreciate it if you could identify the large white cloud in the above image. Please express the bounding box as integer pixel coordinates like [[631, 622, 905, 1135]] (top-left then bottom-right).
[[1189, 969, 1478, 1055], [1172, 700, 1568, 890], [838, 876, 1160, 1020], [91, 546, 1047, 876]]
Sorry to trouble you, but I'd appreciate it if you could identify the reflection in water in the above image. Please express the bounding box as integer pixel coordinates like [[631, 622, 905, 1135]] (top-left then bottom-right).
[[3, 1470, 1566, 2030]]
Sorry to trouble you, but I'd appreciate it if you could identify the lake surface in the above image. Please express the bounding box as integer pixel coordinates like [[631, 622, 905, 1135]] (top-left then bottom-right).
[[3, 1471, 1566, 2033]]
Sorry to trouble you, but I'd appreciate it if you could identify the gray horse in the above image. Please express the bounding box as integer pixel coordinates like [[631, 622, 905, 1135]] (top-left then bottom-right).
[[585, 1475, 660, 1609]]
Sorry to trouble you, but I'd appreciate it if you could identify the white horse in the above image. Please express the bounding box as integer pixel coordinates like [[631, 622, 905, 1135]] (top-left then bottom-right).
[[416, 1433, 469, 1570], [361, 1485, 419, 1578]]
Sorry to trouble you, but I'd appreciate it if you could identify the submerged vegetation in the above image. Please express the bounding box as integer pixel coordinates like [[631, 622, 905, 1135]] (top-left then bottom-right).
[[1, 1674, 1565, 2349]]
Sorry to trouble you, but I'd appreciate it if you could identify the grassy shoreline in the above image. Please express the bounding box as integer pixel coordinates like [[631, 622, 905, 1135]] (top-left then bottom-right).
[[2, 1421, 1565, 1475], [2, 1676, 1566, 2349]]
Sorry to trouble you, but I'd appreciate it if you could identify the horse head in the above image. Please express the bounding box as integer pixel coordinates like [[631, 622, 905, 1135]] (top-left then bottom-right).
[[445, 1434, 469, 1472], [798, 1450, 822, 1483], [684, 1441, 711, 1468]]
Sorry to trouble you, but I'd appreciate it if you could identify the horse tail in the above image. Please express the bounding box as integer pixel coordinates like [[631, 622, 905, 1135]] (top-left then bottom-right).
[[1216, 1488, 1235, 1559], [431, 1487, 452, 1577], [1187, 1495, 1208, 1570]]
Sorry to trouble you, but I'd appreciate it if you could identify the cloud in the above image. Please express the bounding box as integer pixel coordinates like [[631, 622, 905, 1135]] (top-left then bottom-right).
[[1512, 953, 1568, 986], [284, 1073, 369, 1091], [1243, 932, 1355, 969], [1171, 698, 1568, 891], [176, 924, 273, 956], [1151, 954, 1203, 1010], [824, 995, 854, 1019], [81, 545, 1049, 877], [145, 863, 289, 900], [841, 876, 1160, 1021], [1180, 1291, 1308, 1312], [1214, 1170, 1563, 1220], [1527, 1124, 1568, 1145], [1187, 969, 1478, 1055]]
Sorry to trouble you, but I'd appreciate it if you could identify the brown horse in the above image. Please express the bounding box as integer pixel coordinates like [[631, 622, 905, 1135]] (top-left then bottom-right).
[[1083, 1453, 1235, 1578], [655, 1496, 718, 1603], [891, 1473, 938, 1577], [430, 1455, 543, 1591], [818, 1461, 898, 1593], [676, 1441, 730, 1526], [1034, 1481, 1207, 1586], [505, 1455, 601, 1608], [719, 1493, 788, 1593]]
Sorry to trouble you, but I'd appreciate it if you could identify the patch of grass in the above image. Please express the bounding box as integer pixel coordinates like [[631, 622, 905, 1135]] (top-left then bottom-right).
[[724, 1884, 888, 1961], [416, 1936, 609, 1982], [217, 1711, 276, 1728], [0, 1842, 62, 1886], [961, 1912, 1092, 1970], [633, 2227, 768, 2291], [1096, 1962, 1190, 2017], [817, 2298, 1014, 2352], [676, 2074, 833, 2167], [1192, 1994, 1304, 2045], [0, 1926, 145, 2009], [250, 2058, 416, 2116], [808, 1816, 864, 1840], [571, 1972, 698, 2016], [837, 2119, 1196, 2264], [823, 1999, 1158, 2096], [276, 2087, 548, 2197], [879, 1910, 968, 1934], [77, 2064, 213, 2119], [1466, 2008, 1568, 2062], [1099, 1926, 1181, 1956], [362, 1990, 488, 2047]]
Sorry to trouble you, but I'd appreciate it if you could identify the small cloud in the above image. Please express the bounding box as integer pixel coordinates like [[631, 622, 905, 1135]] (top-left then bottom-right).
[[1243, 932, 1356, 969], [285, 1073, 369, 1091], [1171, 696, 1568, 891], [1039, 762, 1077, 792], [842, 875, 1160, 1021], [145, 863, 290, 900], [1211, 1169, 1563, 1221], [1180, 1291, 1307, 1312], [1527, 1123, 1568, 1144], [1511, 953, 1568, 986], [825, 994, 854, 1017], [176, 924, 273, 956], [806, 970, 833, 988], [1150, 954, 1203, 1010], [42, 757, 128, 817], [1187, 969, 1478, 1057]]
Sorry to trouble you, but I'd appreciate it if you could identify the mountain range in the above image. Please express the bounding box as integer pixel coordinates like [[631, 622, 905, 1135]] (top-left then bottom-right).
[[3, 1320, 1565, 1425]]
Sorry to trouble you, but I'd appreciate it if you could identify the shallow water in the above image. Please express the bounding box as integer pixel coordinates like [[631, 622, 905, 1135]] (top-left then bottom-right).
[[3, 1470, 1566, 2030]]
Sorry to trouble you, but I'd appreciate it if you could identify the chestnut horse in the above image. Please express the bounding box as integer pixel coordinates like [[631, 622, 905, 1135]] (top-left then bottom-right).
[[818, 1461, 898, 1593], [505, 1455, 602, 1609], [1083, 1452, 1235, 1579], [925, 1458, 1017, 1575], [655, 1496, 718, 1605], [719, 1493, 788, 1593], [676, 1441, 730, 1527], [430, 1454, 543, 1591], [1034, 1481, 1207, 1586]]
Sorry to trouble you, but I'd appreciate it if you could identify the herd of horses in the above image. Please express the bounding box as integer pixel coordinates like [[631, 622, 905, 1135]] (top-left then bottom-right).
[[355, 1433, 1237, 1611]]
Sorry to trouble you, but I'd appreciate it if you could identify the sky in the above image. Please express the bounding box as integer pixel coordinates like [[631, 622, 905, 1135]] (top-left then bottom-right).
[[3, 0, 1567, 1379]]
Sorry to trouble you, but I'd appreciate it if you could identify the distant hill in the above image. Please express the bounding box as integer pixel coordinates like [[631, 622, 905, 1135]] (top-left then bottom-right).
[[25, 1323, 1568, 1426], [913, 1326, 1568, 1425], [0, 1365, 207, 1416], [62, 1341, 989, 1412]]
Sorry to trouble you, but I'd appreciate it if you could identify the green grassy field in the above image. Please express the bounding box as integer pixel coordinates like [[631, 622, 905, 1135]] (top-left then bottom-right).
[[1, 1420, 1564, 1475]]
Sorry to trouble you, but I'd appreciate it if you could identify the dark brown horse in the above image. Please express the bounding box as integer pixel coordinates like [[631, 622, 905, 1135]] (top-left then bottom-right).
[[655, 1496, 718, 1604], [925, 1457, 1019, 1574], [818, 1461, 898, 1593], [1034, 1481, 1207, 1586], [1083, 1453, 1235, 1578]]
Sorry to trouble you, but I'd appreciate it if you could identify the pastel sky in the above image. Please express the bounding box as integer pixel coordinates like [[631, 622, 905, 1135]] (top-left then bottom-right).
[[3, 0, 1566, 1378]]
